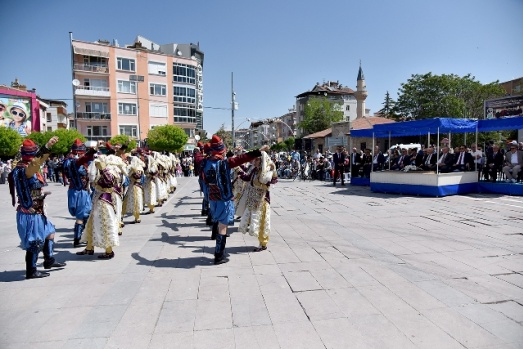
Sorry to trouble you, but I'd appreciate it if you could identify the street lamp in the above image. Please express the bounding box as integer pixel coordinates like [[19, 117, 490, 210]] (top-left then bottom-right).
[[235, 118, 251, 131]]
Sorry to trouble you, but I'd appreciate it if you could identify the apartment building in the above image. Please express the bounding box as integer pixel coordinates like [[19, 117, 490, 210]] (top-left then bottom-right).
[[41, 99, 68, 132], [70, 35, 204, 149]]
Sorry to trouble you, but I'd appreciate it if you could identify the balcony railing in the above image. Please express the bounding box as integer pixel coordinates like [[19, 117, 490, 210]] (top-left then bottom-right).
[[75, 85, 110, 97], [76, 112, 111, 120], [74, 63, 109, 73]]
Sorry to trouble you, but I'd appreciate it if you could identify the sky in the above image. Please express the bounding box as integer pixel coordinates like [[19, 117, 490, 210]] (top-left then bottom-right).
[[1, 0, 522, 135]]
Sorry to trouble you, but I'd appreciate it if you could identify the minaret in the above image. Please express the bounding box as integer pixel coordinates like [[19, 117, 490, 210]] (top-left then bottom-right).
[[355, 62, 368, 119]]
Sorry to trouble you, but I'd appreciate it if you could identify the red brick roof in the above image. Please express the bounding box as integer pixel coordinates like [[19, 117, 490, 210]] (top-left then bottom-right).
[[303, 128, 332, 139], [349, 116, 395, 133]]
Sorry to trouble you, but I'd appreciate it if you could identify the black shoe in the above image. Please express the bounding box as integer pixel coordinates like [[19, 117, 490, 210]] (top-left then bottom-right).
[[214, 257, 229, 265], [253, 246, 267, 252], [76, 249, 94, 255], [73, 239, 86, 247], [44, 261, 67, 269], [26, 270, 50, 279], [97, 251, 115, 259]]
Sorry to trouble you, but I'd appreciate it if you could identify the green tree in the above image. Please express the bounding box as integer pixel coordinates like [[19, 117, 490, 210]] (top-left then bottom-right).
[[49, 128, 87, 154], [298, 97, 344, 134], [0, 127, 23, 157], [378, 91, 399, 120], [109, 134, 137, 150], [395, 73, 506, 120], [284, 137, 295, 151], [214, 124, 233, 149], [271, 142, 285, 152], [146, 125, 188, 153]]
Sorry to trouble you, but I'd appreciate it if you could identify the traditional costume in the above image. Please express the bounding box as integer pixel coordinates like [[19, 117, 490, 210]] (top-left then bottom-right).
[[9, 139, 66, 278], [238, 151, 277, 251], [143, 152, 158, 213], [77, 154, 127, 259], [62, 139, 95, 246], [202, 135, 264, 264], [123, 156, 145, 223]]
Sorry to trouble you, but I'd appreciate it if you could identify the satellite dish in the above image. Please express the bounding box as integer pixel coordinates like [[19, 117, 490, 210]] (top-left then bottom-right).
[[72, 79, 80, 86], [195, 135, 200, 141]]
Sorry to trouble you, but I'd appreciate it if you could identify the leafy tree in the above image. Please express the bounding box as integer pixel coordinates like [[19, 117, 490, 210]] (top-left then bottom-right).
[[378, 91, 399, 120], [271, 142, 285, 152], [395, 73, 506, 120], [284, 137, 295, 151], [215, 124, 233, 149], [146, 125, 188, 153], [49, 128, 87, 154], [26, 131, 52, 148], [0, 127, 23, 157], [298, 97, 344, 135], [109, 134, 137, 150]]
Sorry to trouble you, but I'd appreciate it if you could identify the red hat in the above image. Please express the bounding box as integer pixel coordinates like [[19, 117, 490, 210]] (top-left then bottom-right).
[[210, 135, 225, 155], [203, 142, 211, 154], [71, 138, 86, 154], [21, 139, 39, 161], [197, 142, 203, 148]]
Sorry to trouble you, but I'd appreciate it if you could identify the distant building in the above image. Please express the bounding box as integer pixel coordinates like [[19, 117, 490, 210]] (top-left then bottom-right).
[[499, 77, 523, 96], [0, 79, 44, 136], [70, 34, 204, 150], [41, 99, 68, 131]]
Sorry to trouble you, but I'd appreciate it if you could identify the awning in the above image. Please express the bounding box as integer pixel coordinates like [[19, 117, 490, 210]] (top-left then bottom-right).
[[73, 46, 109, 58]]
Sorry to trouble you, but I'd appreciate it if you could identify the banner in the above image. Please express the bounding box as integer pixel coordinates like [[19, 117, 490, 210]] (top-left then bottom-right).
[[0, 95, 33, 136]]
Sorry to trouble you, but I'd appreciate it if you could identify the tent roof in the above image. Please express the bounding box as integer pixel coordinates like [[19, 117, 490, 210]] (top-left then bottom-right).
[[478, 116, 523, 132], [351, 118, 477, 138]]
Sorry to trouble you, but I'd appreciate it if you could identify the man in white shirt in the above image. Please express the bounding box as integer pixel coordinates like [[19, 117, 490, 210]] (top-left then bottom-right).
[[502, 144, 523, 183]]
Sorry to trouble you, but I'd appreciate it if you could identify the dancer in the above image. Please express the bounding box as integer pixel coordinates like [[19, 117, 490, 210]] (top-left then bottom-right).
[[76, 153, 127, 259], [62, 139, 95, 247], [123, 156, 145, 223], [143, 150, 158, 214], [9, 137, 66, 278], [202, 135, 269, 265], [238, 151, 277, 252]]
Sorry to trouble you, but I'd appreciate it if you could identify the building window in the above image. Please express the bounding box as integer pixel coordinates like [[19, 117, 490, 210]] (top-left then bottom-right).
[[117, 57, 135, 72], [173, 86, 196, 104], [46, 112, 52, 122], [150, 83, 167, 96], [174, 106, 196, 123], [87, 126, 109, 137], [118, 103, 137, 115], [69, 120, 75, 129], [148, 61, 166, 76], [47, 126, 52, 132], [83, 78, 108, 91], [85, 102, 109, 113], [173, 63, 196, 84], [184, 128, 195, 137], [117, 80, 136, 94], [346, 105, 350, 111], [150, 103, 168, 118], [119, 125, 137, 138]]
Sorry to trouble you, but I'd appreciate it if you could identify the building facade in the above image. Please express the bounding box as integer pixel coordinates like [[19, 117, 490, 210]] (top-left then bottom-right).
[[41, 99, 68, 132], [70, 35, 204, 149]]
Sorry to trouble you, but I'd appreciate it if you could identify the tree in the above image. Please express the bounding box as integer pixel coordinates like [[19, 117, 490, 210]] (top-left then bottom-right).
[[146, 125, 188, 153], [395, 73, 506, 120], [0, 127, 23, 157], [214, 124, 233, 149], [284, 137, 295, 151], [49, 128, 87, 154], [109, 134, 137, 150], [298, 97, 344, 134], [378, 91, 399, 120]]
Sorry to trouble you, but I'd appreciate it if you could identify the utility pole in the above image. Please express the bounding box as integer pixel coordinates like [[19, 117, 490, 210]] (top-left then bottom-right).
[[231, 72, 235, 147]]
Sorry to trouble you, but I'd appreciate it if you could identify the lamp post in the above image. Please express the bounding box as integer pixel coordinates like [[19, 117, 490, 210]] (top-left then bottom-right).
[[129, 74, 144, 146]]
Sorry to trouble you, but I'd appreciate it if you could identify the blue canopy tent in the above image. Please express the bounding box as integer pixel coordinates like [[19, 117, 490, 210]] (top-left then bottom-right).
[[478, 116, 523, 132]]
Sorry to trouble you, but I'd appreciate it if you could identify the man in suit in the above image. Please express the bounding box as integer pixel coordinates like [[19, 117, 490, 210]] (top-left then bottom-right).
[[437, 146, 454, 173], [372, 146, 386, 171], [350, 147, 361, 178], [332, 146, 346, 186], [391, 148, 410, 171], [452, 145, 474, 172], [502, 143, 523, 183], [420, 147, 437, 171], [483, 144, 504, 182]]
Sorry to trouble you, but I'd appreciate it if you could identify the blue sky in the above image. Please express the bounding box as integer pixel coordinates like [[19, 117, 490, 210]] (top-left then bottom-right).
[[1, 0, 522, 135]]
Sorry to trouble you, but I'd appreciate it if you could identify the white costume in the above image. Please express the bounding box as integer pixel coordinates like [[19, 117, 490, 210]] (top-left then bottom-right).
[[123, 156, 145, 222]]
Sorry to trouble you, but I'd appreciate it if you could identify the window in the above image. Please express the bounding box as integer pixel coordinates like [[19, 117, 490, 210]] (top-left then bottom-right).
[[173, 86, 196, 104], [83, 78, 108, 91], [150, 83, 166, 96], [85, 102, 109, 113], [46, 112, 52, 122], [87, 126, 109, 137], [117, 57, 135, 71], [184, 128, 195, 137], [47, 126, 52, 132], [173, 63, 196, 84], [148, 61, 166, 76], [174, 107, 196, 123], [117, 80, 136, 94], [150, 103, 168, 118], [119, 125, 137, 138], [346, 105, 350, 111], [118, 103, 137, 115]]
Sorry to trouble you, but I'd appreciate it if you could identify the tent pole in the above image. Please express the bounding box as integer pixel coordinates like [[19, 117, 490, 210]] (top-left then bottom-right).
[[371, 132, 375, 174], [436, 128, 440, 174], [388, 131, 391, 170]]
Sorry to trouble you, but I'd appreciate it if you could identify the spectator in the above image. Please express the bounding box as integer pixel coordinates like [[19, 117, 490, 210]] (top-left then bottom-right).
[[437, 146, 454, 173], [483, 144, 504, 182], [502, 143, 523, 183], [420, 147, 437, 171], [350, 148, 362, 178], [452, 145, 474, 172], [362, 148, 373, 178], [372, 146, 386, 171]]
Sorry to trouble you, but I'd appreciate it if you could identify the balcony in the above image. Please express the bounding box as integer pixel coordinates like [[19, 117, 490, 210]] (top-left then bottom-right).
[[74, 63, 109, 74], [76, 112, 111, 120], [75, 85, 110, 98]]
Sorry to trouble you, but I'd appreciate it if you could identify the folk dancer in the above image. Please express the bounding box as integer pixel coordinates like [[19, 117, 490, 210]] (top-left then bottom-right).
[[238, 151, 277, 252], [9, 137, 66, 278], [76, 153, 127, 259], [123, 156, 145, 224], [202, 135, 269, 265], [143, 150, 158, 214], [62, 139, 95, 247]]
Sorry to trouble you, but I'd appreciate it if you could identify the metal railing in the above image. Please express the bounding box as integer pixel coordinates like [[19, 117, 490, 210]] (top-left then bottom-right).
[[74, 63, 109, 73], [76, 112, 111, 120], [75, 85, 110, 92]]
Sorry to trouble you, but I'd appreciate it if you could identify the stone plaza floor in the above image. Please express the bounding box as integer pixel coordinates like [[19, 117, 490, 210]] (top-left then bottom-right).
[[0, 176, 522, 348]]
